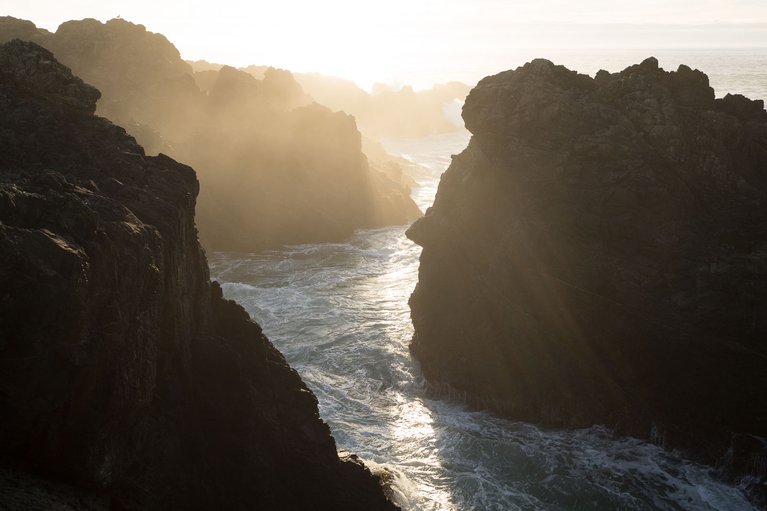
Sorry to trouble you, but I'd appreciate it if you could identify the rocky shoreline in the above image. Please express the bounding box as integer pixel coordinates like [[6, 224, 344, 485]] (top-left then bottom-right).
[[0, 39, 397, 510], [408, 57, 767, 504]]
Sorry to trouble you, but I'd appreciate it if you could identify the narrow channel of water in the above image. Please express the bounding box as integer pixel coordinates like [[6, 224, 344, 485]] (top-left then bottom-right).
[[209, 129, 757, 510]]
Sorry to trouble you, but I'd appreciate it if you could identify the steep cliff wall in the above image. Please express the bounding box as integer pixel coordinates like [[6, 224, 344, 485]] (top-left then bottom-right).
[[0, 17, 420, 252], [0, 39, 396, 511], [408, 57, 767, 497]]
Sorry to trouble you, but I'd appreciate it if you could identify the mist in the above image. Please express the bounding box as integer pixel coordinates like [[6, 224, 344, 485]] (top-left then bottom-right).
[[0, 17, 445, 251], [6, 0, 765, 89], [1, 2, 766, 510]]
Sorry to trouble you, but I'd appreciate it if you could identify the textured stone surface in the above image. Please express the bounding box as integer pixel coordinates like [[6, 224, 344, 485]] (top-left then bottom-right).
[[0, 39, 396, 511], [408, 57, 767, 500]]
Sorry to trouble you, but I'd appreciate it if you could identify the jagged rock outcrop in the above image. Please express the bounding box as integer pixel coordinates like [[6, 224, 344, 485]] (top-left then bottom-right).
[[0, 17, 420, 252], [47, 17, 202, 139], [408, 57, 767, 499], [0, 39, 397, 511], [0, 16, 52, 44], [188, 66, 419, 250], [191, 62, 470, 139]]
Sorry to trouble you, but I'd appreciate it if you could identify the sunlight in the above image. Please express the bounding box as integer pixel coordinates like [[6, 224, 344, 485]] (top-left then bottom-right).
[[8, 0, 766, 90], [392, 397, 436, 442], [2, 2, 765, 509]]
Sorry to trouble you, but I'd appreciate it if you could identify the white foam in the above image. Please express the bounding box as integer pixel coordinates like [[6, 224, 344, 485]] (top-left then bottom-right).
[[209, 129, 759, 510]]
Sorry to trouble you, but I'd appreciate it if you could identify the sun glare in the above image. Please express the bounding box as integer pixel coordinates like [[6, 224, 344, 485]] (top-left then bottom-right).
[[8, 0, 767, 91]]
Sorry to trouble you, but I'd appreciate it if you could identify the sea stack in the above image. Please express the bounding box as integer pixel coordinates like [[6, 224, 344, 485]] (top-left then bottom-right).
[[0, 39, 397, 510], [407, 57, 767, 492]]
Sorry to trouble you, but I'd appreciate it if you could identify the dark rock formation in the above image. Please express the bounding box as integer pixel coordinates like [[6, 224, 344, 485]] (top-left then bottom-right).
[[0, 39, 397, 511], [0, 17, 420, 252], [408, 57, 767, 500]]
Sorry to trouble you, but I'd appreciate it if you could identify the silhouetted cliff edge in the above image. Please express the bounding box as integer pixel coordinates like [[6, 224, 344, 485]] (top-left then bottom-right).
[[0, 40, 397, 511], [0, 17, 420, 252], [408, 57, 767, 502]]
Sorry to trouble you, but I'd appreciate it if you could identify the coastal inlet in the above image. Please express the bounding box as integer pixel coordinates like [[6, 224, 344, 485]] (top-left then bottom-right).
[[210, 131, 758, 511]]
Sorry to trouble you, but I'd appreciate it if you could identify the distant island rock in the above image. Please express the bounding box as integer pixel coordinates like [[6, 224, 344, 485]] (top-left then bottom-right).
[[0, 17, 421, 252], [0, 39, 397, 510], [407, 57, 767, 501]]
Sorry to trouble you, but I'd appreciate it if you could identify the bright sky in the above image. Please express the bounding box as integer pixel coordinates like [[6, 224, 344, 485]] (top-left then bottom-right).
[[6, 0, 767, 90]]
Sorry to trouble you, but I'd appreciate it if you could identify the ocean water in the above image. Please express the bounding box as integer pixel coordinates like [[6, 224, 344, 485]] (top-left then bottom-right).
[[209, 55, 764, 510]]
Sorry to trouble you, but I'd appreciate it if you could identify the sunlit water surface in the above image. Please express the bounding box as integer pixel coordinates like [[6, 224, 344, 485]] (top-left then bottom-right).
[[209, 56, 765, 510]]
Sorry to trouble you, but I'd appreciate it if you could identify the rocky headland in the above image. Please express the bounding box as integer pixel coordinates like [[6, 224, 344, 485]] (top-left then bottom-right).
[[0, 17, 421, 252], [407, 57, 767, 500], [0, 39, 397, 510]]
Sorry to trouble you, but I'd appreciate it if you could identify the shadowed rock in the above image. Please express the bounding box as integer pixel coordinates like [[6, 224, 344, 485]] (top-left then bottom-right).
[[408, 57, 767, 503], [0, 39, 397, 511]]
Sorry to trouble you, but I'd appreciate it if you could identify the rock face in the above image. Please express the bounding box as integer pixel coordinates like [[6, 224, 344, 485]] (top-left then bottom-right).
[[0, 40, 397, 510], [408, 57, 767, 494], [0, 17, 420, 252], [187, 66, 419, 250]]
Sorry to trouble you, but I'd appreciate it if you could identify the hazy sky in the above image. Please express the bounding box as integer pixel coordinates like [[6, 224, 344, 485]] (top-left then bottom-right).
[[5, 0, 767, 89]]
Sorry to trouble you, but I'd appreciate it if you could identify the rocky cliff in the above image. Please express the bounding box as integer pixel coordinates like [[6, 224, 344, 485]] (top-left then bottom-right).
[[408, 57, 767, 498], [187, 65, 419, 250], [0, 17, 420, 252], [0, 39, 397, 511]]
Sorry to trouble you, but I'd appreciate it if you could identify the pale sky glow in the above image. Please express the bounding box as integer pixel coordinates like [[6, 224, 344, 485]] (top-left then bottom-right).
[[5, 0, 767, 90]]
